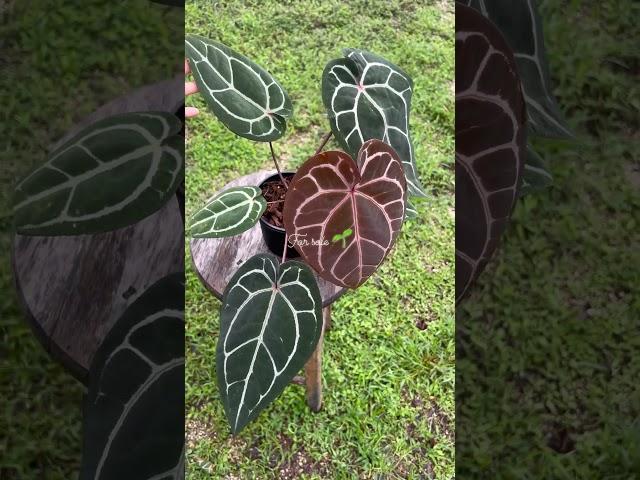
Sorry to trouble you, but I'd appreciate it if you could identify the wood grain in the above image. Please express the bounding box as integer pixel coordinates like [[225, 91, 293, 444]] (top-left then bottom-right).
[[11, 77, 185, 383], [12, 197, 183, 382], [304, 306, 329, 412], [189, 170, 348, 308]]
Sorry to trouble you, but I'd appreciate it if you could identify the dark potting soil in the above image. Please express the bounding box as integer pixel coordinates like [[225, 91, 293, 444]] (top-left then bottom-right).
[[261, 177, 290, 228]]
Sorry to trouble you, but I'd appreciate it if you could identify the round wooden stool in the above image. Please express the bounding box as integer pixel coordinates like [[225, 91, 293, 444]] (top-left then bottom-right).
[[190, 170, 348, 411], [11, 77, 185, 383]]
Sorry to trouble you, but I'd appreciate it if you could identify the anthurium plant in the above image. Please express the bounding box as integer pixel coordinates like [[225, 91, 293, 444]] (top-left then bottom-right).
[[185, 34, 424, 434], [455, 0, 572, 303]]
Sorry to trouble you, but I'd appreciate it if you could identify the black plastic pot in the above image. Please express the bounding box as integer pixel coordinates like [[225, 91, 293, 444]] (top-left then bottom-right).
[[259, 172, 299, 259]]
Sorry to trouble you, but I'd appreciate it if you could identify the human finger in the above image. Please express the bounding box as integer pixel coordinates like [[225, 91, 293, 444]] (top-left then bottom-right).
[[185, 81, 198, 96]]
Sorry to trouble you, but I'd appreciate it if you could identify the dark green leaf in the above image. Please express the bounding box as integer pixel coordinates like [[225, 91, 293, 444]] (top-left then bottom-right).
[[322, 49, 426, 197], [218, 254, 322, 434], [520, 144, 553, 196], [188, 186, 266, 238], [14, 112, 183, 235], [185, 35, 292, 141], [405, 201, 418, 220], [80, 273, 184, 480]]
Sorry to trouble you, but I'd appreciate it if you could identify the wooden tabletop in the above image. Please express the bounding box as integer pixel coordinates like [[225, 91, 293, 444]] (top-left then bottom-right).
[[189, 170, 348, 308], [12, 197, 184, 383], [10, 77, 185, 383]]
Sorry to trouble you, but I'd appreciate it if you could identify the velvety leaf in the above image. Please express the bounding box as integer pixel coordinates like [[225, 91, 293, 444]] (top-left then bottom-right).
[[520, 144, 553, 196], [14, 112, 183, 235], [188, 186, 266, 238], [456, 4, 527, 303], [464, 0, 573, 138], [80, 273, 184, 480], [283, 139, 406, 288], [405, 201, 418, 220], [185, 35, 292, 141], [322, 49, 426, 197], [218, 254, 322, 434]]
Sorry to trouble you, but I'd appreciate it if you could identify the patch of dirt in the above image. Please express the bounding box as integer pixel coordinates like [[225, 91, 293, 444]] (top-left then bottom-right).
[[245, 439, 261, 460], [261, 176, 290, 228], [261, 433, 331, 479], [224, 436, 249, 464], [403, 389, 454, 442], [276, 449, 331, 479], [544, 422, 576, 454], [422, 461, 436, 479], [415, 319, 429, 330], [624, 161, 640, 189], [425, 401, 453, 441], [395, 389, 452, 477], [185, 419, 218, 448], [186, 419, 249, 477], [186, 419, 254, 468], [415, 313, 436, 331], [384, 433, 436, 479]]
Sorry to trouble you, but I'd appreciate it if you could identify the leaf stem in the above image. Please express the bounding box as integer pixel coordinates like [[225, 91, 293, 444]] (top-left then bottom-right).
[[314, 131, 333, 155], [269, 142, 287, 190], [281, 232, 288, 264]]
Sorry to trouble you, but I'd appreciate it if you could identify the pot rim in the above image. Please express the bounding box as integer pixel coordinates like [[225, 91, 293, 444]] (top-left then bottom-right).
[[258, 171, 295, 232]]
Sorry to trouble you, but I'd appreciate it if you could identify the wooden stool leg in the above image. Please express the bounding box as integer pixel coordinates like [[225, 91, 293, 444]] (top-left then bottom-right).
[[304, 306, 330, 412], [324, 306, 332, 331]]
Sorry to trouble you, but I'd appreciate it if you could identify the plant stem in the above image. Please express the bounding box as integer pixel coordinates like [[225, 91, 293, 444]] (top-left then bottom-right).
[[314, 131, 333, 155], [266, 200, 285, 205], [281, 232, 288, 263], [269, 141, 287, 189]]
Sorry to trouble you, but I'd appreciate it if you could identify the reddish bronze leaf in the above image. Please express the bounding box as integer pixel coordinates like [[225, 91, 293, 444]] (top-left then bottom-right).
[[456, 4, 527, 303], [283, 140, 406, 288]]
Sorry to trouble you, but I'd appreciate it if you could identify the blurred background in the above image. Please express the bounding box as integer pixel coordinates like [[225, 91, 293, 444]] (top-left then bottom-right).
[[457, 1, 640, 477], [0, 1, 183, 478]]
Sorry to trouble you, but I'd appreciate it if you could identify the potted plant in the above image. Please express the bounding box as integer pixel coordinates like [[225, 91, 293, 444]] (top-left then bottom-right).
[[185, 35, 425, 434]]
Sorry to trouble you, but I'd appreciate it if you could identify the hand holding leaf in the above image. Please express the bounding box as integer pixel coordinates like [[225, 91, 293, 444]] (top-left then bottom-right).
[[185, 59, 199, 118]]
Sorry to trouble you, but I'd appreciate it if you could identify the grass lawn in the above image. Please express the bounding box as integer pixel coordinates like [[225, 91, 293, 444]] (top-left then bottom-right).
[[185, 1, 455, 478], [457, 1, 640, 477]]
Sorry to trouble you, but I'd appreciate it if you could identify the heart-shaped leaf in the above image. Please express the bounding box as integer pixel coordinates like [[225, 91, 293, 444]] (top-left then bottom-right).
[[520, 144, 553, 196], [283, 139, 406, 288], [456, 4, 526, 303], [218, 254, 322, 434], [322, 49, 426, 197], [80, 273, 184, 480], [463, 0, 572, 138], [13, 112, 183, 235], [188, 186, 266, 238], [185, 35, 292, 141]]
